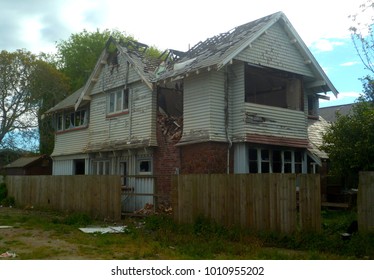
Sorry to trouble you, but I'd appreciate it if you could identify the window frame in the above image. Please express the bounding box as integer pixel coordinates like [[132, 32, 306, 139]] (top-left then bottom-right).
[[56, 108, 88, 132], [107, 87, 129, 116]]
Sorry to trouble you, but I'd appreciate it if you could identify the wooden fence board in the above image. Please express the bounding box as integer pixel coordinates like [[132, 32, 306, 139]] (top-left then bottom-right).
[[5, 175, 121, 220], [172, 174, 321, 233], [358, 172, 374, 232]]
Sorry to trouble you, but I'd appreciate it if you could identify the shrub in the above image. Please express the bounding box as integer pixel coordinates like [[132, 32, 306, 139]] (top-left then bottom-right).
[[0, 182, 7, 201]]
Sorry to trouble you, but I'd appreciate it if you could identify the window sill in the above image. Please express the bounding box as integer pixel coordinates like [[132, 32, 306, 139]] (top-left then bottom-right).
[[106, 110, 129, 119], [56, 126, 88, 135]]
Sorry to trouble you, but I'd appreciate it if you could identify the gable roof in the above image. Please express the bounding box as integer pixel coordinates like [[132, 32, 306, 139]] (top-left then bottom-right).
[[4, 155, 49, 169], [54, 11, 337, 113], [156, 11, 338, 96], [45, 87, 84, 114], [319, 103, 355, 123]]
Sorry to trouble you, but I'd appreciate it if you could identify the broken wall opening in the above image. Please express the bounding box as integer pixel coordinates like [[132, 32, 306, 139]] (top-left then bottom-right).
[[244, 64, 303, 111]]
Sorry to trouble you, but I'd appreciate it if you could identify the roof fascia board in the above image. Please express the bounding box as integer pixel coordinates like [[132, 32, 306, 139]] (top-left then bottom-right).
[[75, 48, 108, 111], [116, 47, 154, 90], [280, 15, 338, 96], [217, 12, 282, 70]]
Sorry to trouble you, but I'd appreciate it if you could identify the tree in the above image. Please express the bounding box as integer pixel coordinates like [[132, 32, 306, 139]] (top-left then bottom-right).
[[29, 60, 70, 154], [321, 1, 374, 186], [55, 29, 164, 92], [0, 49, 39, 150], [349, 0, 374, 74], [56, 29, 134, 92]]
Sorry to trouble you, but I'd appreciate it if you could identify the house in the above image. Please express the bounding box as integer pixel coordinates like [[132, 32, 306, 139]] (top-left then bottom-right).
[[320, 103, 354, 123], [46, 11, 337, 211], [2, 155, 52, 176]]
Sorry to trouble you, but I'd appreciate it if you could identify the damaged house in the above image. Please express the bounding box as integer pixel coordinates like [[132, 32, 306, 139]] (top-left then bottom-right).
[[46, 11, 337, 212]]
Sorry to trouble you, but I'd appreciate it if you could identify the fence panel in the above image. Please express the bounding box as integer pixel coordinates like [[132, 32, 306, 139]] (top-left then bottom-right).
[[5, 175, 121, 220], [358, 172, 374, 232], [172, 173, 320, 233]]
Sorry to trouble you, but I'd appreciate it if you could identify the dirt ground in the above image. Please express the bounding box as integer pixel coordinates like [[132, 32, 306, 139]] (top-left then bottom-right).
[[0, 207, 104, 259]]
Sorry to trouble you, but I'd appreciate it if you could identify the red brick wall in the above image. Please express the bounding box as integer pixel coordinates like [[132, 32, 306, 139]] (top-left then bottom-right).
[[180, 142, 232, 174], [153, 113, 182, 205]]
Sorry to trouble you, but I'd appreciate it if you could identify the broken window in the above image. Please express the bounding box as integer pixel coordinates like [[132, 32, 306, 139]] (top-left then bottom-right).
[[307, 95, 318, 117], [56, 109, 87, 131], [108, 88, 129, 115], [245, 65, 303, 110], [138, 159, 152, 175]]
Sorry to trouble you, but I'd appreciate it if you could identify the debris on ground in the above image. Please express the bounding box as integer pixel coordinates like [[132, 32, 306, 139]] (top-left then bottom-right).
[[79, 226, 128, 234], [0, 251, 17, 258], [134, 203, 154, 215], [0, 226, 13, 229]]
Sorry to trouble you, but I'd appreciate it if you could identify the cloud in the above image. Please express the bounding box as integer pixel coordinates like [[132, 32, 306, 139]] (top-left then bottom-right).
[[311, 39, 345, 52], [340, 61, 360, 67]]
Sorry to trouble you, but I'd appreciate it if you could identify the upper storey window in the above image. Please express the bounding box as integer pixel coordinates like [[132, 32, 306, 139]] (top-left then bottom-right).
[[108, 88, 129, 115], [245, 65, 303, 111], [56, 109, 88, 132]]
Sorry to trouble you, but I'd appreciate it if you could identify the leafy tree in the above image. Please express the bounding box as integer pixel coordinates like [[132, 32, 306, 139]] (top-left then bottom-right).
[[321, 1, 374, 186], [0, 49, 39, 150], [29, 60, 70, 154], [56, 29, 134, 92]]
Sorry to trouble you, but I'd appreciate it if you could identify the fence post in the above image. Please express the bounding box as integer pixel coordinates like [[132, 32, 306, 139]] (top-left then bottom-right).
[[358, 172, 374, 232]]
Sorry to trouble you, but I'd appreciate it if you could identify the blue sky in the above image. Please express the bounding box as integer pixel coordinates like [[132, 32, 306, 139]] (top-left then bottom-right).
[[0, 0, 371, 109]]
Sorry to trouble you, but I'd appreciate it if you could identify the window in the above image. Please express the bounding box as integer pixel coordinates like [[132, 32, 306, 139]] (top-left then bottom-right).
[[108, 88, 129, 114], [138, 159, 152, 175], [74, 159, 85, 175], [56, 109, 87, 131], [248, 147, 304, 174], [92, 160, 110, 175], [249, 149, 258, 173], [245, 65, 302, 110], [120, 161, 128, 186]]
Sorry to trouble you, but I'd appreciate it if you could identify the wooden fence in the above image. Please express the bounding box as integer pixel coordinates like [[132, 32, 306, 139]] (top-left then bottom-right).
[[358, 172, 374, 232], [5, 175, 121, 221], [172, 174, 321, 233]]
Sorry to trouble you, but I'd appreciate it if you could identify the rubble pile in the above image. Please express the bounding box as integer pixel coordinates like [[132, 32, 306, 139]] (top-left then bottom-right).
[[157, 114, 183, 141]]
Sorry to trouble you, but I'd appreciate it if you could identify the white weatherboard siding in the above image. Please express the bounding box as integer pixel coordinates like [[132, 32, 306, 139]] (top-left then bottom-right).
[[88, 81, 156, 150], [235, 22, 314, 78], [181, 70, 228, 144], [229, 62, 245, 140], [51, 129, 89, 157], [243, 103, 307, 140], [90, 53, 141, 95]]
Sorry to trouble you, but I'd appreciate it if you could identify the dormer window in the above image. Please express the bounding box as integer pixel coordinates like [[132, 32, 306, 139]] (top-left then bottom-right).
[[107, 88, 129, 115]]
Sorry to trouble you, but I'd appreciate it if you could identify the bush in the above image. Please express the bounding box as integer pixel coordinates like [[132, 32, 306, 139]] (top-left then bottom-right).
[[0, 182, 8, 201]]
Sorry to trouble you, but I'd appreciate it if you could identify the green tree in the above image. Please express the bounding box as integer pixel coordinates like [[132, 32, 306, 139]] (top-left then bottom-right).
[[29, 60, 70, 154], [56, 29, 134, 92], [321, 1, 374, 186]]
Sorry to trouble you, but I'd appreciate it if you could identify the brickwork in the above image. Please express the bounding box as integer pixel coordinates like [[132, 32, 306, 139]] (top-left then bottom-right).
[[180, 142, 232, 174], [153, 113, 182, 205]]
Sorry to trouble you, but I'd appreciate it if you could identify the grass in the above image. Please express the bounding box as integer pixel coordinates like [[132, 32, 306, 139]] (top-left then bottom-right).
[[0, 207, 373, 259]]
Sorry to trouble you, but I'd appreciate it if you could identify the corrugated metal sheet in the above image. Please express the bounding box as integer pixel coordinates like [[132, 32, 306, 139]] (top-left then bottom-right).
[[236, 22, 314, 77]]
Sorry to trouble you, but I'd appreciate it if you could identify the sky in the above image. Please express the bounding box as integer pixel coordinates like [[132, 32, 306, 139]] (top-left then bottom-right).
[[0, 0, 372, 108]]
